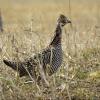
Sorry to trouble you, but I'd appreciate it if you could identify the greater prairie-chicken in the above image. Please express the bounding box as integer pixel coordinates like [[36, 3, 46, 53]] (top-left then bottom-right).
[[3, 14, 71, 81]]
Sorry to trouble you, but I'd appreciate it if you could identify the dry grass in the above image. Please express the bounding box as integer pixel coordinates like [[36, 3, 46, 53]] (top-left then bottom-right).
[[0, 0, 100, 99]]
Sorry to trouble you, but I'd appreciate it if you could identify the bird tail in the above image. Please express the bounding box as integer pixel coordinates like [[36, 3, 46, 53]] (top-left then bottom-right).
[[3, 59, 19, 71]]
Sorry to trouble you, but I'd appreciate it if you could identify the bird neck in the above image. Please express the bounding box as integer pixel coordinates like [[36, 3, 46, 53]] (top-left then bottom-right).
[[50, 23, 62, 46]]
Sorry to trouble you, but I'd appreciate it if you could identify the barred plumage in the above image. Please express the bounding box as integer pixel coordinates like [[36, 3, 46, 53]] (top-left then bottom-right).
[[3, 14, 71, 81]]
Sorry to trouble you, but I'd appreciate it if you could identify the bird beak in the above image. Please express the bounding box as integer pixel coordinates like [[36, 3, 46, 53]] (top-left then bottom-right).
[[67, 20, 71, 23]]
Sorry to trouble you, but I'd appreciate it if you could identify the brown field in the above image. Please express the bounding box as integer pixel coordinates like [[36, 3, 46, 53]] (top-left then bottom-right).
[[0, 0, 100, 99]]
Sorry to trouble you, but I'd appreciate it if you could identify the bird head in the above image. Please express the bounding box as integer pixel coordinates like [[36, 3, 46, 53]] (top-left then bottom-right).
[[57, 14, 71, 27]]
